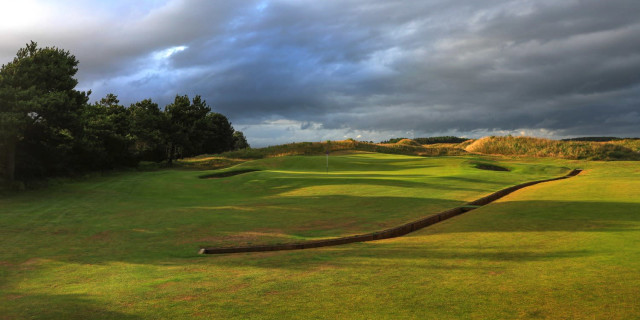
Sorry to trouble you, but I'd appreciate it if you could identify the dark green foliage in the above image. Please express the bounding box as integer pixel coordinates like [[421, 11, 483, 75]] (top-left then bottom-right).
[[233, 131, 250, 150], [0, 42, 242, 184], [74, 94, 137, 170], [200, 112, 236, 154], [163, 95, 236, 165], [129, 99, 165, 162], [0, 41, 89, 181]]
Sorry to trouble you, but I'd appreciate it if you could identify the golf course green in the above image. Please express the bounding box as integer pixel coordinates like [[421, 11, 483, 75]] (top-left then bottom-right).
[[1, 152, 638, 319]]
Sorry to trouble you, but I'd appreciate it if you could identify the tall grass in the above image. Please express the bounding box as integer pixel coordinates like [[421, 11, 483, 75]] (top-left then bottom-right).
[[466, 136, 640, 160], [610, 139, 640, 152]]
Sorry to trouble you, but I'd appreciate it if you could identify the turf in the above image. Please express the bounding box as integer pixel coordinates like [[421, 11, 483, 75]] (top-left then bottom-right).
[[1, 153, 638, 319]]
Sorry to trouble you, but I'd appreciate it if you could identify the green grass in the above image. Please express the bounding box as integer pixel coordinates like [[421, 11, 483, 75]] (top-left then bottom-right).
[[1, 152, 638, 319]]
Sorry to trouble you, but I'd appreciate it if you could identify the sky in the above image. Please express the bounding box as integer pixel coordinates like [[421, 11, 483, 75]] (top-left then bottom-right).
[[2, 0, 639, 147]]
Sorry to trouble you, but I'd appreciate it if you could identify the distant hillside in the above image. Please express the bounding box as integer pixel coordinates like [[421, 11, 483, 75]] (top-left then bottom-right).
[[466, 136, 640, 160], [395, 138, 423, 146], [562, 137, 624, 142], [562, 137, 640, 142], [215, 139, 466, 160], [413, 136, 469, 144], [381, 136, 468, 144], [182, 136, 640, 166]]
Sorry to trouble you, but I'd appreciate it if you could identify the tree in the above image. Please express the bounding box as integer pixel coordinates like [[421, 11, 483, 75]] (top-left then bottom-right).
[[76, 94, 137, 170], [0, 84, 31, 182], [1, 41, 244, 182], [198, 112, 235, 154], [162, 95, 239, 165], [129, 99, 165, 162], [233, 131, 250, 150], [0, 41, 89, 181], [163, 95, 210, 166]]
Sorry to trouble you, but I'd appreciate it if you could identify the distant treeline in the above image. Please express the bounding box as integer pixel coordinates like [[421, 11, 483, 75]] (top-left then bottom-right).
[[0, 41, 248, 183], [561, 137, 640, 142], [381, 136, 468, 144]]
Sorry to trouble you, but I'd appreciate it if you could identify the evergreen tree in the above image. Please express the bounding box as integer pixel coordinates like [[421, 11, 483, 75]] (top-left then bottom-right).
[[1, 41, 245, 182], [129, 99, 165, 161], [163, 95, 210, 166], [76, 94, 137, 170], [0, 41, 89, 181], [233, 131, 250, 150]]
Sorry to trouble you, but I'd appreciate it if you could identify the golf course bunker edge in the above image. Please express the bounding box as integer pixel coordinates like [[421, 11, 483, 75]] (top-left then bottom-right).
[[199, 169, 582, 255]]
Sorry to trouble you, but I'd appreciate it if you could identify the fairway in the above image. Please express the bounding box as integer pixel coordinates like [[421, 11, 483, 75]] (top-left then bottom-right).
[[1, 153, 639, 319]]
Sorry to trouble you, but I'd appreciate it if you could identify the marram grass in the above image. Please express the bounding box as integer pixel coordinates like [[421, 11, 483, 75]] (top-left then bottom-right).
[[466, 135, 640, 160]]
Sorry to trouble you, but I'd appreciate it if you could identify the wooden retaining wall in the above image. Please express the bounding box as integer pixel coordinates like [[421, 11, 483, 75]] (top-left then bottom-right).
[[199, 169, 582, 254]]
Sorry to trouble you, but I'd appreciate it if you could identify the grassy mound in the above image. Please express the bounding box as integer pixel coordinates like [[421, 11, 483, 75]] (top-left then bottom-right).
[[466, 136, 640, 160], [610, 138, 640, 152], [413, 136, 469, 144], [213, 139, 466, 160], [395, 138, 422, 146]]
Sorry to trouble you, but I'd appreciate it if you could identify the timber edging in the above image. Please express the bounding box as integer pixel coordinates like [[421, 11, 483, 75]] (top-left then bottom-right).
[[199, 169, 582, 255]]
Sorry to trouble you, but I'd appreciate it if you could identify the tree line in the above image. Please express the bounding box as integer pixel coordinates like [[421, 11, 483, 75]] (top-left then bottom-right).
[[0, 41, 249, 183]]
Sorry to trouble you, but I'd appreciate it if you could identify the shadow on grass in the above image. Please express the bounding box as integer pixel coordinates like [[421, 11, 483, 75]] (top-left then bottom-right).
[[436, 175, 509, 185], [195, 199, 640, 268], [198, 245, 595, 273], [1, 293, 142, 319], [357, 247, 594, 262], [241, 173, 496, 194], [4, 197, 639, 267], [256, 155, 446, 172]]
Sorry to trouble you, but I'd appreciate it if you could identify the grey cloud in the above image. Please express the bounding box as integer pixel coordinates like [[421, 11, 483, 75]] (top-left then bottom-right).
[[2, 0, 639, 145]]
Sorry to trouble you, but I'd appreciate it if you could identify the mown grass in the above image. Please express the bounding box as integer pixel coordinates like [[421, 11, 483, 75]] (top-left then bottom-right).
[[1, 153, 638, 319]]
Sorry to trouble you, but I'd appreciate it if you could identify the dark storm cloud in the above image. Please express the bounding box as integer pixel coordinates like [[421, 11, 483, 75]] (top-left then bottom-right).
[[2, 0, 640, 145]]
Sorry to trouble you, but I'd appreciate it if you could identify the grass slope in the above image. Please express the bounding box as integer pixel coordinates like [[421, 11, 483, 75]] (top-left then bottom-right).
[[216, 139, 466, 160], [466, 136, 640, 160], [1, 153, 638, 319]]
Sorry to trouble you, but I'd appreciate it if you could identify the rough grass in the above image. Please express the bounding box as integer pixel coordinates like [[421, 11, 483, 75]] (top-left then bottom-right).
[[609, 138, 640, 152], [466, 136, 640, 160], [216, 139, 466, 160], [395, 138, 422, 146], [209, 135, 640, 165], [1, 153, 638, 319]]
